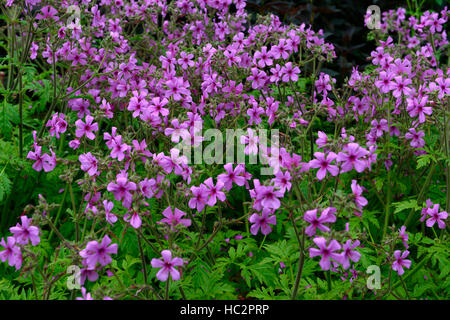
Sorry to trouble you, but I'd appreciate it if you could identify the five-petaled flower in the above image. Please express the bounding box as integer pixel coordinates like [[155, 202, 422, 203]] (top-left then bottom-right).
[[79, 235, 118, 269], [151, 250, 184, 282]]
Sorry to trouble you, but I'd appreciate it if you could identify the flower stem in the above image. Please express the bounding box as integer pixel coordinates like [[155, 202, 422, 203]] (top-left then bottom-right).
[[165, 278, 170, 300]]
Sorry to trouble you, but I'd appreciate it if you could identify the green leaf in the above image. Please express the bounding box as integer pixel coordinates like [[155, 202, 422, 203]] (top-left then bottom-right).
[[0, 167, 11, 202], [392, 199, 420, 215]]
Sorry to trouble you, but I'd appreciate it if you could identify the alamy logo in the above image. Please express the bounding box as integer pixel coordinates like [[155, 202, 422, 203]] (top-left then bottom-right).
[[366, 265, 381, 290], [66, 5, 81, 30], [365, 5, 381, 30], [67, 265, 81, 290]]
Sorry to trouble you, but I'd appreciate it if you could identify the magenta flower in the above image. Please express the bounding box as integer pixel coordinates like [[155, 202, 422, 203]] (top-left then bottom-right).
[[309, 237, 342, 271], [406, 96, 432, 123], [249, 208, 277, 235], [370, 119, 388, 138], [165, 77, 190, 101], [272, 170, 291, 193], [316, 131, 328, 149], [178, 51, 195, 69], [351, 180, 368, 213], [9, 216, 40, 246], [308, 152, 339, 180], [188, 185, 209, 213], [303, 207, 337, 237], [103, 200, 117, 225], [107, 172, 136, 208], [80, 264, 99, 285], [337, 143, 369, 173], [392, 250, 411, 276], [160, 207, 191, 230], [375, 71, 395, 93], [79, 235, 118, 268], [151, 250, 184, 282], [46, 113, 67, 138], [339, 240, 361, 270], [124, 211, 142, 229], [240, 128, 259, 155], [27, 146, 56, 172], [203, 178, 226, 206], [281, 62, 301, 82], [398, 226, 409, 249], [148, 97, 169, 117], [79, 152, 98, 176], [76, 287, 94, 300], [35, 6, 59, 21], [75, 115, 98, 140], [392, 76, 411, 98], [0, 236, 22, 270], [405, 128, 425, 148], [420, 199, 434, 222], [127, 90, 149, 118], [217, 163, 246, 191], [254, 46, 273, 68], [429, 77, 450, 99], [425, 204, 448, 229], [255, 185, 284, 210]]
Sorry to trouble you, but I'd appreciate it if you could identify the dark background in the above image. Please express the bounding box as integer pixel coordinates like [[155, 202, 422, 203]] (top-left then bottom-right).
[[245, 0, 445, 82]]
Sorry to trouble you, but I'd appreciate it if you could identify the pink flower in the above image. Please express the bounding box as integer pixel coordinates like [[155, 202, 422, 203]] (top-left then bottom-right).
[[165, 77, 190, 101], [30, 42, 38, 59], [351, 180, 368, 212], [9, 216, 40, 246], [76, 287, 94, 300], [240, 128, 259, 155], [392, 250, 411, 276], [429, 77, 450, 99], [249, 208, 277, 235], [339, 240, 361, 270], [103, 200, 117, 225], [178, 51, 195, 69], [308, 152, 339, 180], [281, 62, 301, 82], [127, 90, 149, 118], [79, 152, 98, 176], [375, 71, 395, 93], [271, 170, 291, 193], [254, 46, 273, 68], [370, 119, 388, 138], [254, 185, 284, 210], [79, 235, 118, 268], [75, 115, 98, 140], [303, 207, 337, 237], [337, 143, 369, 173], [124, 211, 142, 229], [425, 204, 448, 229], [420, 199, 434, 222], [0, 236, 22, 270], [404, 128, 425, 148], [309, 237, 342, 271], [151, 250, 183, 282], [80, 266, 99, 285], [217, 163, 246, 191], [316, 131, 328, 149], [203, 177, 226, 206], [27, 146, 56, 172], [107, 172, 137, 208], [35, 6, 59, 21], [160, 207, 191, 230], [188, 185, 209, 213], [398, 226, 409, 249], [406, 96, 432, 123], [46, 113, 67, 138]]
